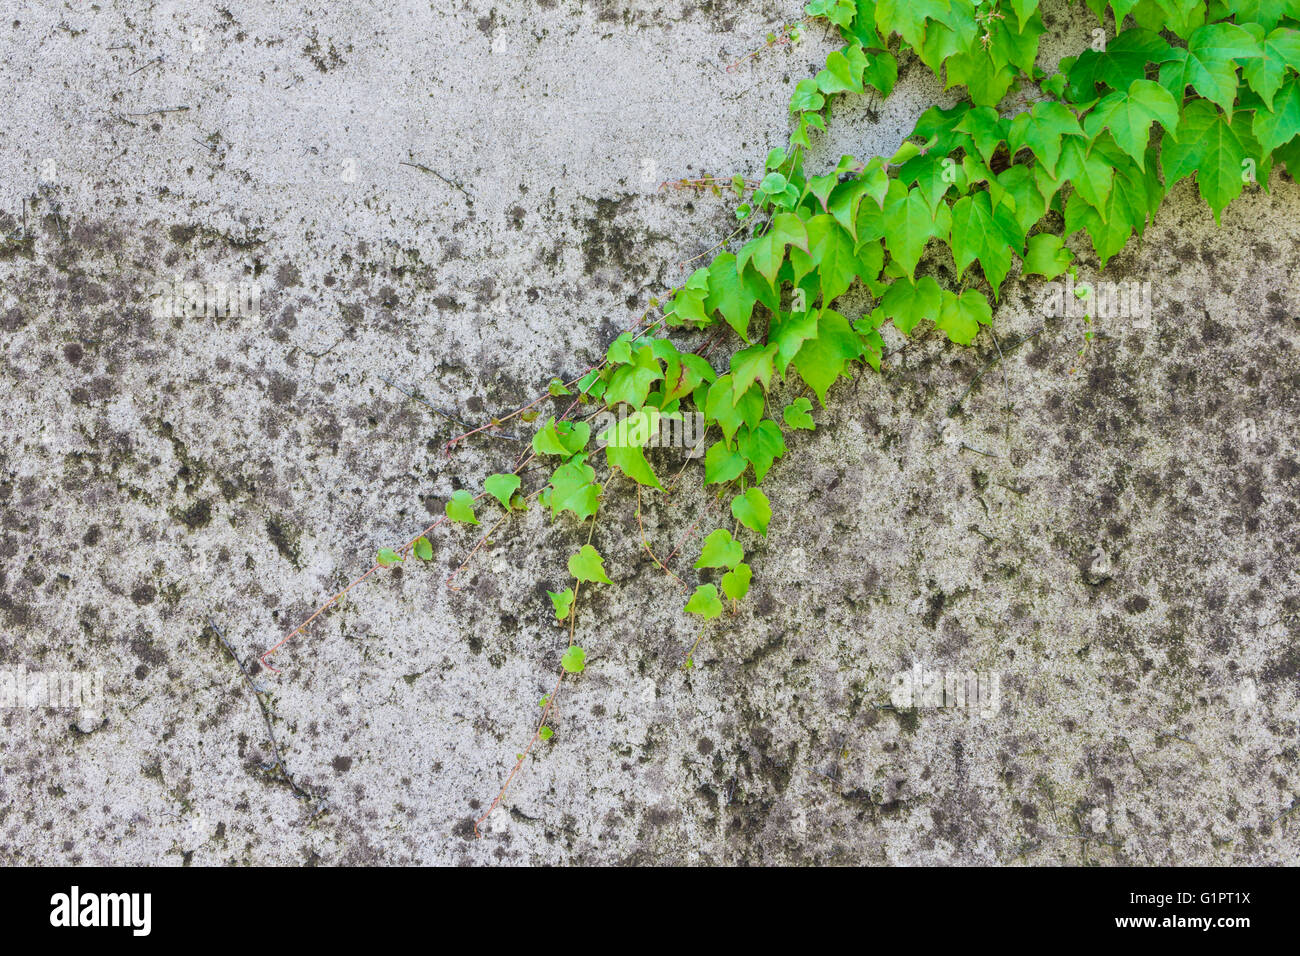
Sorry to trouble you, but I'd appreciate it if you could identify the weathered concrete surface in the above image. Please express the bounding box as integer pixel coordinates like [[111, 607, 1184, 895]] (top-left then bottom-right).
[[1, 0, 1297, 865]]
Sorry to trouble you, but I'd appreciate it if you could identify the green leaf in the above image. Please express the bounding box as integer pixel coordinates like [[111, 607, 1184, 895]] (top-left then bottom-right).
[[696, 528, 744, 570], [879, 276, 942, 335], [1254, 75, 1300, 152], [664, 268, 711, 328], [730, 343, 780, 399], [704, 374, 764, 446], [731, 487, 773, 537], [412, 536, 433, 561], [722, 562, 753, 602], [484, 473, 521, 510], [1161, 99, 1259, 223], [704, 442, 748, 485], [539, 726, 554, 741], [377, 547, 402, 568], [704, 253, 758, 341], [548, 588, 574, 621], [883, 186, 951, 278], [532, 417, 590, 458], [685, 584, 723, 620], [793, 309, 863, 405], [547, 377, 571, 397], [1082, 80, 1180, 168], [1022, 233, 1074, 280], [935, 289, 992, 346], [1241, 24, 1300, 109], [568, 544, 612, 585], [1066, 28, 1175, 101], [446, 490, 479, 525], [1225, 0, 1300, 34], [1007, 102, 1084, 178], [805, 214, 861, 304], [949, 191, 1024, 297], [737, 420, 787, 484], [546, 459, 602, 521], [600, 407, 665, 490], [1159, 22, 1263, 111], [604, 345, 664, 410], [561, 645, 587, 673], [782, 397, 816, 430]]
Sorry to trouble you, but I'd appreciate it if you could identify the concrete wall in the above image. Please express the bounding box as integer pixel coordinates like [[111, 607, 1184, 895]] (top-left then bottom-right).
[[1, 0, 1297, 864]]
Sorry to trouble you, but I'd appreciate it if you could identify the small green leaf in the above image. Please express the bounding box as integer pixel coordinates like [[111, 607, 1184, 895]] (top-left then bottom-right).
[[722, 562, 753, 602], [783, 397, 815, 431], [484, 473, 522, 510], [548, 588, 574, 621], [377, 548, 402, 568], [539, 726, 554, 741], [561, 645, 587, 673], [568, 544, 612, 585], [696, 528, 744, 570], [412, 537, 433, 561], [731, 487, 772, 537], [445, 490, 480, 525], [685, 584, 723, 619], [1022, 233, 1074, 280]]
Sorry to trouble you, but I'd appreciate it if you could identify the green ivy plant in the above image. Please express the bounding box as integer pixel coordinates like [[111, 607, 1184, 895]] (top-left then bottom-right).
[[262, 0, 1300, 833]]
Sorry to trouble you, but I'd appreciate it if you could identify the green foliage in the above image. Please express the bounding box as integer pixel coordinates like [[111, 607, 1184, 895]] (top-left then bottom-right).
[[568, 545, 612, 585], [561, 645, 587, 674], [445, 490, 479, 525], [685, 584, 723, 619], [377, 548, 402, 568], [484, 473, 521, 510], [548, 588, 574, 621], [412, 537, 433, 561]]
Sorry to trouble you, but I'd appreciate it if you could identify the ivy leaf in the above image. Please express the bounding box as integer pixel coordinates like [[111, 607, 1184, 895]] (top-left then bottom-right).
[[548, 588, 574, 621], [883, 186, 951, 278], [547, 377, 571, 397], [1161, 99, 1259, 223], [685, 583, 724, 620], [805, 214, 861, 304], [561, 645, 587, 674], [731, 487, 773, 537], [1021, 233, 1074, 280], [828, 160, 889, 239], [1242, 24, 1300, 110], [722, 562, 753, 602], [1063, 172, 1149, 265], [1158, 22, 1263, 111], [704, 252, 758, 341], [949, 191, 1024, 297], [935, 289, 992, 346], [793, 309, 862, 405], [446, 490, 479, 525], [879, 276, 942, 336], [484, 473, 521, 510], [816, 44, 868, 95], [1007, 102, 1084, 177], [546, 459, 602, 521], [1066, 28, 1175, 101], [769, 308, 820, 378], [413, 536, 433, 561], [599, 407, 665, 491], [782, 397, 816, 430], [605, 344, 664, 410], [664, 267, 711, 327], [696, 528, 744, 570], [704, 442, 748, 485], [730, 343, 780, 399], [1056, 136, 1115, 212], [568, 544, 612, 585], [1225, 0, 1300, 33], [956, 107, 1009, 165], [704, 374, 763, 446], [1254, 75, 1300, 152], [737, 213, 810, 287], [539, 726, 554, 741], [377, 547, 402, 568], [737, 420, 787, 484], [532, 417, 590, 458], [665, 352, 716, 404], [1082, 80, 1180, 168]]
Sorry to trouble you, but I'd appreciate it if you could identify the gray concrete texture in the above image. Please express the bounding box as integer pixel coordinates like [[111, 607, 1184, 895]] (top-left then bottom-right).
[[0, 0, 1297, 865]]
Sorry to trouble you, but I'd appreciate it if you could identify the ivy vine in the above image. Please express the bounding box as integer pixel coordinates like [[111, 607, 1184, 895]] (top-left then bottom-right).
[[261, 0, 1300, 834]]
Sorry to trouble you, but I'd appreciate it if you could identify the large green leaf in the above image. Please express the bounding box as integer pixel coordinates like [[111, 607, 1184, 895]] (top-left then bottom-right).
[[1161, 99, 1260, 222], [1082, 79, 1180, 168]]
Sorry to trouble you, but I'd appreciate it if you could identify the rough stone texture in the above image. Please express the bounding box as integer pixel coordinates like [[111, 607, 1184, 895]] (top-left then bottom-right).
[[1, 0, 1297, 866]]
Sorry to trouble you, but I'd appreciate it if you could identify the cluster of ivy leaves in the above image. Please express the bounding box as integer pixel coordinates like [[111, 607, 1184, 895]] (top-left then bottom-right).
[[398, 0, 1300, 693]]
